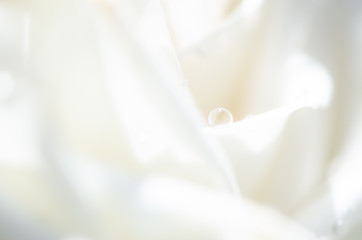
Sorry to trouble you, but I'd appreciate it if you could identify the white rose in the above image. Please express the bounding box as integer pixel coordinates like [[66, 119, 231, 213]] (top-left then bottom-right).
[[0, 0, 361, 239]]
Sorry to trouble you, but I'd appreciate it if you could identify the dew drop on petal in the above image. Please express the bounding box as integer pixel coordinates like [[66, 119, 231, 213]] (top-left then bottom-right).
[[208, 107, 233, 126]]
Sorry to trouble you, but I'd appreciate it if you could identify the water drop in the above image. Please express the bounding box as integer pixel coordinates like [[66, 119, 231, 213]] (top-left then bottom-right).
[[208, 107, 233, 126]]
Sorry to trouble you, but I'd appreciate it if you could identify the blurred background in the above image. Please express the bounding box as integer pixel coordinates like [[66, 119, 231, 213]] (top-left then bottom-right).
[[1, 0, 362, 239]]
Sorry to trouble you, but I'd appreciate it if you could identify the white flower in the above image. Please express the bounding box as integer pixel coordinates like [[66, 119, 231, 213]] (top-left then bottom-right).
[[0, 0, 362, 239]]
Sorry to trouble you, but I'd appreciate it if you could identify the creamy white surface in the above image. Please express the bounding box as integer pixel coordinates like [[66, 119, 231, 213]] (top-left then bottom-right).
[[0, 0, 362, 239]]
